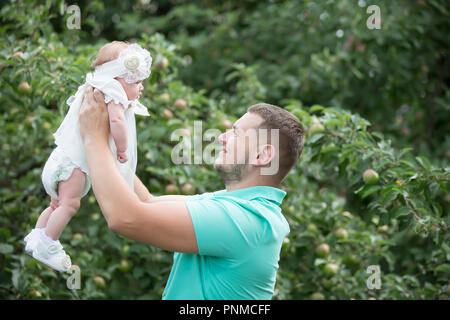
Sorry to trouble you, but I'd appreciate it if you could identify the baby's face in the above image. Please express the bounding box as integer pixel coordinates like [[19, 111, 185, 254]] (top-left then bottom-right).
[[116, 77, 144, 101]]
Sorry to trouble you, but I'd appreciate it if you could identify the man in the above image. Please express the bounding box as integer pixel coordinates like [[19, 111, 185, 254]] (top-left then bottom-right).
[[79, 87, 305, 299]]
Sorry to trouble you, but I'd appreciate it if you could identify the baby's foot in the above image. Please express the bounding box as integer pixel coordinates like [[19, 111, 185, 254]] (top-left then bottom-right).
[[24, 228, 44, 255], [117, 151, 128, 163], [32, 237, 71, 272]]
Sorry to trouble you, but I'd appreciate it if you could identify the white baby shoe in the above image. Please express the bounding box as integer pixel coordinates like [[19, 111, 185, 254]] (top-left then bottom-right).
[[32, 238, 72, 272], [24, 228, 43, 255]]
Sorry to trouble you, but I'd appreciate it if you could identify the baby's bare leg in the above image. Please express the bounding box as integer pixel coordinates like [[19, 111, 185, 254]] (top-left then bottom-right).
[[45, 168, 86, 240], [35, 197, 58, 229]]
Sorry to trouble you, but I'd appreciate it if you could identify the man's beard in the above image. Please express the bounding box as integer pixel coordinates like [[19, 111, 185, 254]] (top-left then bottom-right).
[[214, 163, 247, 184]]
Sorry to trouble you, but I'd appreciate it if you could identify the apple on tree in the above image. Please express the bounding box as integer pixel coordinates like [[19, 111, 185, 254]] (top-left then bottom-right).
[[323, 263, 339, 277], [18, 81, 32, 95], [162, 108, 173, 119], [334, 228, 349, 240], [165, 184, 179, 194], [174, 98, 187, 110], [93, 276, 106, 288], [159, 93, 171, 104], [315, 243, 330, 257], [363, 169, 379, 185]]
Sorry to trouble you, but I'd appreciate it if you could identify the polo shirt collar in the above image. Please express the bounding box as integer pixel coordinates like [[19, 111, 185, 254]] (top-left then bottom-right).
[[217, 186, 287, 205]]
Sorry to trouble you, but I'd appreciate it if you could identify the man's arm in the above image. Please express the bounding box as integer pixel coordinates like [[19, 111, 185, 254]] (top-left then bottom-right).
[[133, 175, 189, 203], [79, 87, 198, 254], [133, 175, 153, 202]]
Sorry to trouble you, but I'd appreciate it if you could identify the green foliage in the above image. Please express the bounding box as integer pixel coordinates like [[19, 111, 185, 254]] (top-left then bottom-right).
[[0, 0, 448, 300], [276, 103, 449, 299]]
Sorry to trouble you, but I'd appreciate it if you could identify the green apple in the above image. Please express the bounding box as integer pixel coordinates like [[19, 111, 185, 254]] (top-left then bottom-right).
[[343, 254, 359, 266], [162, 108, 173, 119], [165, 184, 179, 194], [18, 81, 32, 95], [182, 183, 194, 194], [221, 119, 232, 130], [363, 169, 379, 185], [323, 263, 339, 277], [30, 289, 42, 298], [286, 205, 295, 215], [334, 228, 349, 240], [315, 243, 330, 257], [118, 259, 132, 273], [160, 93, 171, 104], [91, 212, 100, 221], [321, 278, 334, 289], [93, 276, 106, 288], [307, 223, 318, 232], [308, 123, 325, 135], [72, 233, 83, 240], [310, 292, 325, 300], [342, 211, 353, 218], [155, 57, 169, 69], [174, 98, 187, 110]]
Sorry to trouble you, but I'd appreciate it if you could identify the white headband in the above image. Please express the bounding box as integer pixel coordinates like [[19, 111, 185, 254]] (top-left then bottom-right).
[[93, 43, 152, 83]]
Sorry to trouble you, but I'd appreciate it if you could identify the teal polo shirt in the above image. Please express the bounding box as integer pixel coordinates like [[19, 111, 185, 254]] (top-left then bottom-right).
[[162, 186, 289, 300]]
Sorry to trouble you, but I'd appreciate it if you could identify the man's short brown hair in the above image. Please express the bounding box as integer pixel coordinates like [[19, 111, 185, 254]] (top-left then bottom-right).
[[247, 103, 305, 182]]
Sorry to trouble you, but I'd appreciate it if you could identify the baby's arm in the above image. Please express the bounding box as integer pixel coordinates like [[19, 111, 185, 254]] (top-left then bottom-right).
[[107, 101, 128, 163]]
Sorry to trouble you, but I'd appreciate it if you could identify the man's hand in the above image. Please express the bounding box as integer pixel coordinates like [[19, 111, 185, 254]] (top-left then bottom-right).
[[79, 86, 110, 145]]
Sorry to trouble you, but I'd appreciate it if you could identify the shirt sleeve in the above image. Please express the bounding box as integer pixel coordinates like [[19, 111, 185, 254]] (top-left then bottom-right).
[[185, 198, 261, 258]]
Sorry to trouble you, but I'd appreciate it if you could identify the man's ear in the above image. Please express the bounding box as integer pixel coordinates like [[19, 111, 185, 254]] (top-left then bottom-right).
[[251, 144, 276, 166]]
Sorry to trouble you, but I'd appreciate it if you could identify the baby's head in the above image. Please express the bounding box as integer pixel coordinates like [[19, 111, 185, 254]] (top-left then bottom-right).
[[92, 41, 150, 101]]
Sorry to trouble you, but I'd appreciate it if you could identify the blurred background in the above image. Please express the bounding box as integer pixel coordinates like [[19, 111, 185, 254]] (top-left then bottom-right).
[[0, 0, 449, 300]]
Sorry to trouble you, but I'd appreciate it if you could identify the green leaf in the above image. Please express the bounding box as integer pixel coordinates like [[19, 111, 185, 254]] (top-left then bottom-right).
[[309, 104, 324, 112], [427, 181, 440, 198], [308, 133, 324, 143], [314, 258, 326, 267], [398, 159, 417, 169], [361, 185, 381, 198], [391, 206, 410, 218], [434, 264, 450, 274], [415, 156, 431, 172], [0, 243, 13, 255], [11, 269, 20, 290]]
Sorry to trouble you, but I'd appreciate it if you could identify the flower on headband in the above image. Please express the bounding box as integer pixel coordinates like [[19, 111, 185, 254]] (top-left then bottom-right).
[[118, 43, 152, 83], [124, 56, 140, 71]]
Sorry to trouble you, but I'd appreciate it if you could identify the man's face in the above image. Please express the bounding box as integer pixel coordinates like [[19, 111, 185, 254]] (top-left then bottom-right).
[[213, 112, 266, 183]]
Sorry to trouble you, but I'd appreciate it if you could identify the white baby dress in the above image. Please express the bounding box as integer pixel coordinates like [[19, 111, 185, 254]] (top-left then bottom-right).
[[42, 43, 151, 200]]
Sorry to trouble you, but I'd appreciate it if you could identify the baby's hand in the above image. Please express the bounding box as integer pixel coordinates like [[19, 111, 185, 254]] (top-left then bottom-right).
[[117, 151, 128, 163]]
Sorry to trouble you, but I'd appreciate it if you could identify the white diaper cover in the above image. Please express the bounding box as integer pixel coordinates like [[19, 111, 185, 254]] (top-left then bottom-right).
[[41, 147, 91, 200]]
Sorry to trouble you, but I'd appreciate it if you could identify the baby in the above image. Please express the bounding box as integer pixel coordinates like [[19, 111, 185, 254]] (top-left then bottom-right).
[[23, 41, 152, 272]]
